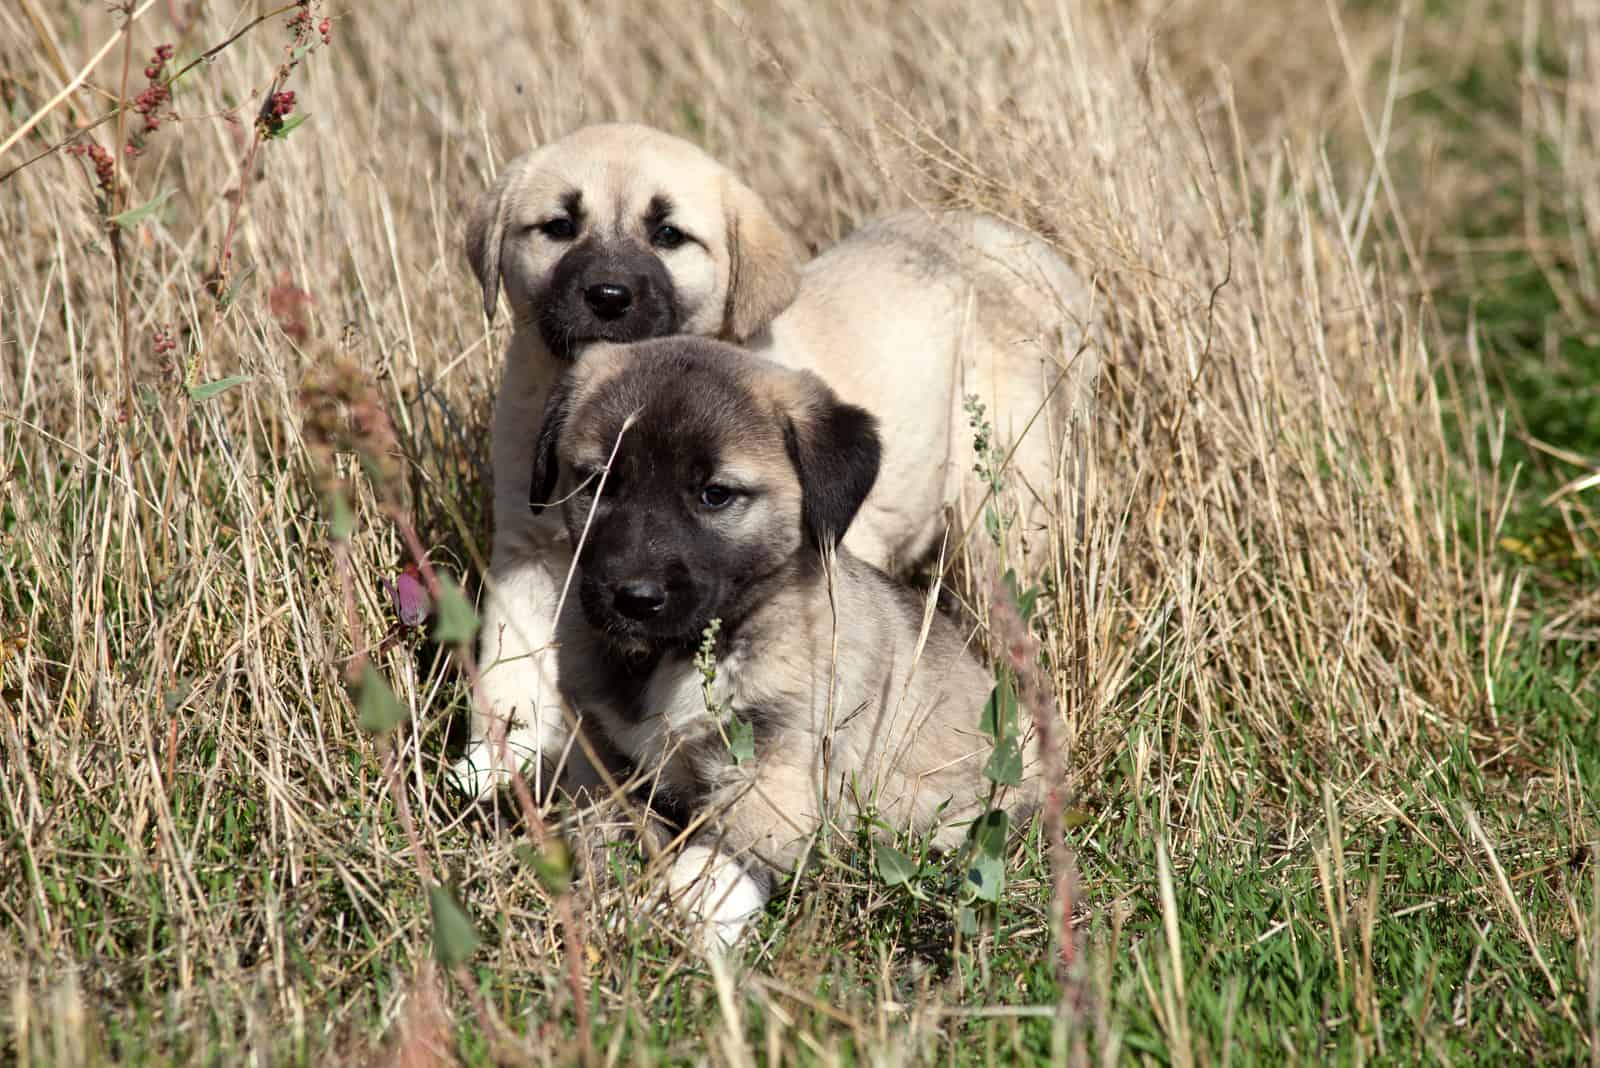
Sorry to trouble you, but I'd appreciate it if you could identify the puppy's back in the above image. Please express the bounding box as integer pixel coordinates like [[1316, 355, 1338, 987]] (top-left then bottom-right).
[[759, 551, 1037, 852]]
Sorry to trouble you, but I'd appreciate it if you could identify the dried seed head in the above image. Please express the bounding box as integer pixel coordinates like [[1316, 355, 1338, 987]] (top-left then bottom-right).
[[66, 141, 117, 195], [298, 359, 407, 513]]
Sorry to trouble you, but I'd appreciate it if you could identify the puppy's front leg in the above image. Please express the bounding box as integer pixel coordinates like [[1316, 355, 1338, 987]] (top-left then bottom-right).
[[664, 844, 773, 953], [665, 756, 820, 951], [453, 532, 592, 799]]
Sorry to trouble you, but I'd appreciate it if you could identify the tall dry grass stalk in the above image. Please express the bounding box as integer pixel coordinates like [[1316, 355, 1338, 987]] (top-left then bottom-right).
[[0, 0, 1531, 1060]]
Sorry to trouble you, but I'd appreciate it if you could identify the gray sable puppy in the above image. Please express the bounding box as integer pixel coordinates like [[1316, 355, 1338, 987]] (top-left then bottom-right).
[[531, 336, 1040, 949]]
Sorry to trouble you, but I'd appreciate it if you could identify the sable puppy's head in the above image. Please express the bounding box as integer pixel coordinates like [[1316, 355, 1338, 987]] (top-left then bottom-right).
[[530, 338, 880, 651], [464, 124, 801, 360]]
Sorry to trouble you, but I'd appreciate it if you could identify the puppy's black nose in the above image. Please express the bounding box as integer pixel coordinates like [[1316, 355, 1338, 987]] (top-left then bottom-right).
[[584, 283, 633, 320], [613, 580, 666, 620]]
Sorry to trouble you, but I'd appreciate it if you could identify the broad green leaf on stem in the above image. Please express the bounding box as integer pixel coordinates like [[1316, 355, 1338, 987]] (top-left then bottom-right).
[[355, 665, 406, 735], [187, 375, 251, 402], [957, 905, 979, 936], [983, 733, 1023, 786], [161, 676, 194, 716], [219, 264, 257, 310], [969, 809, 1010, 859], [1003, 568, 1040, 624], [266, 113, 310, 140], [518, 839, 573, 895], [325, 489, 355, 541], [726, 714, 755, 765], [427, 884, 480, 967], [980, 672, 1018, 741], [1016, 587, 1038, 624], [966, 853, 1005, 903], [432, 579, 478, 644], [109, 188, 176, 229], [875, 844, 917, 888], [535, 842, 572, 895]]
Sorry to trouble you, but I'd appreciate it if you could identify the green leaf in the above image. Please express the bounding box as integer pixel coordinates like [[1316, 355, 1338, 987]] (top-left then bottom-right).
[[979, 672, 1018, 741], [291, 43, 312, 62], [265, 113, 310, 140], [427, 884, 480, 967], [1063, 806, 1094, 831], [1003, 569, 1040, 624], [354, 665, 406, 735], [1016, 586, 1039, 624], [218, 263, 256, 309], [968, 809, 1010, 859], [161, 676, 194, 716], [108, 188, 175, 228], [187, 374, 251, 402], [518, 839, 573, 895], [875, 844, 917, 888], [966, 853, 1005, 903], [726, 714, 755, 765], [957, 905, 979, 936], [983, 733, 1023, 786], [432, 579, 478, 644], [325, 489, 354, 541]]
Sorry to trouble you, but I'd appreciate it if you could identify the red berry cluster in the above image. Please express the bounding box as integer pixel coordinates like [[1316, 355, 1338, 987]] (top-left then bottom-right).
[[261, 90, 296, 134], [133, 44, 176, 135], [66, 141, 116, 193], [287, 7, 331, 46], [143, 43, 174, 80], [152, 325, 177, 355]]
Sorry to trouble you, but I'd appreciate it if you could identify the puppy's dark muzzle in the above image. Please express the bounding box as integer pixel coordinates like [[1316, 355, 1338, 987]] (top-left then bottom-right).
[[584, 283, 632, 320], [539, 239, 679, 359], [612, 580, 667, 620], [576, 567, 712, 652]]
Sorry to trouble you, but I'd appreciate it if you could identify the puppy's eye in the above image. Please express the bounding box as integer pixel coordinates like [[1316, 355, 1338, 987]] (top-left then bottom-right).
[[538, 217, 578, 241], [651, 224, 687, 250], [699, 484, 736, 510]]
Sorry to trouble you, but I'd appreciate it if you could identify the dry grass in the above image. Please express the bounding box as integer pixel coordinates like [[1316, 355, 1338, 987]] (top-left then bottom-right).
[[1, 0, 1595, 1064]]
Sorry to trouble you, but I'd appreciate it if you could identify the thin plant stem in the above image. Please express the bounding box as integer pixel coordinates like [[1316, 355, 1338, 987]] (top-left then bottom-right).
[[112, 2, 136, 423]]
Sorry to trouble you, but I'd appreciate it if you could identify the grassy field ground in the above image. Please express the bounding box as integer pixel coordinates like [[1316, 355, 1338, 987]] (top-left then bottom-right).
[[1, 0, 1596, 1064]]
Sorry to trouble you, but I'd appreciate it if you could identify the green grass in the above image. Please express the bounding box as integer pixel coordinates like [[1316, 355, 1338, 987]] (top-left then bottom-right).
[[1407, 12, 1600, 592], [17, 614, 1594, 1067]]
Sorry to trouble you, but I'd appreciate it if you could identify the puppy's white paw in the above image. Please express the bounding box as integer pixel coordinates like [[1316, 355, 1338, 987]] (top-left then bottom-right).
[[665, 845, 768, 954], [448, 735, 540, 801]]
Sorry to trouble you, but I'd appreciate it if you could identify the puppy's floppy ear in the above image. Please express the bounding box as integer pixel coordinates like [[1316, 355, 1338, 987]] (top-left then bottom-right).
[[529, 373, 573, 514], [465, 165, 516, 322], [781, 377, 881, 549], [721, 176, 801, 342]]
